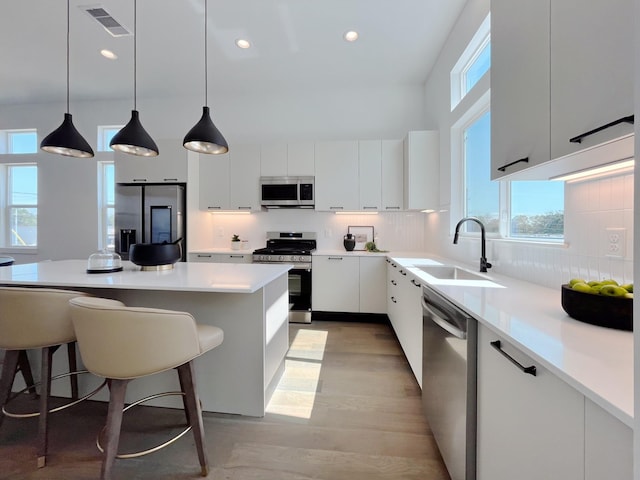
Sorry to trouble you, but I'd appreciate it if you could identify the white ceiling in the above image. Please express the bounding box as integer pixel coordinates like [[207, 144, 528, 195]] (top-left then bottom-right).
[[0, 0, 467, 106]]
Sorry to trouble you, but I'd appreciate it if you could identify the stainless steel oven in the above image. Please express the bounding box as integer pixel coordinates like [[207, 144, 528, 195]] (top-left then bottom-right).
[[253, 232, 316, 323]]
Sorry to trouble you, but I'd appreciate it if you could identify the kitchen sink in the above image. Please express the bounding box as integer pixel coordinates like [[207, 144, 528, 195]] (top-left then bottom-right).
[[416, 265, 488, 281]]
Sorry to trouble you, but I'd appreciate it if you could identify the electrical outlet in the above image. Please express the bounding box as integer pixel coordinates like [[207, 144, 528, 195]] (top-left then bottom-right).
[[605, 227, 626, 258]]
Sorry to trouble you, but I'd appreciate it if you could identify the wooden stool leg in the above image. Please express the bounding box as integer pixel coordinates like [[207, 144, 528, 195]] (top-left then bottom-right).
[[37, 346, 54, 468], [101, 379, 128, 480], [177, 361, 209, 477], [67, 342, 78, 400], [17, 350, 37, 396], [0, 350, 20, 429]]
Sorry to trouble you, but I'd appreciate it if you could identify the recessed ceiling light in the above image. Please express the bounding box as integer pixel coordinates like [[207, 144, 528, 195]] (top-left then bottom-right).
[[344, 30, 359, 42], [100, 49, 118, 60], [235, 39, 251, 49]]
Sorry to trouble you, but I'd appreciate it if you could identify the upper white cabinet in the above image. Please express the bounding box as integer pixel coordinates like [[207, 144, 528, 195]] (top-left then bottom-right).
[[358, 140, 382, 211], [403, 131, 439, 210], [314, 141, 359, 211], [115, 139, 187, 183], [199, 144, 260, 211], [260, 141, 315, 177], [229, 144, 261, 211], [549, 0, 633, 160], [381, 139, 403, 211], [492, 0, 633, 179], [491, 0, 550, 179]]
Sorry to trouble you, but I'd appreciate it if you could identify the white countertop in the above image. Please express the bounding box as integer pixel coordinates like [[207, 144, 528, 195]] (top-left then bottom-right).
[[390, 254, 633, 427], [0, 260, 291, 294]]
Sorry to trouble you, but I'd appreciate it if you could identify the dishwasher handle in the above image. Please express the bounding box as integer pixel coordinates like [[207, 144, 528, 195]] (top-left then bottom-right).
[[421, 297, 467, 340], [490, 340, 537, 376]]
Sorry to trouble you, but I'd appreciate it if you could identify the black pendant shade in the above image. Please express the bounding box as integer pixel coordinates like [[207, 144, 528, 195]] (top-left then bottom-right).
[[183, 106, 228, 154], [41, 113, 94, 158], [110, 110, 159, 157]]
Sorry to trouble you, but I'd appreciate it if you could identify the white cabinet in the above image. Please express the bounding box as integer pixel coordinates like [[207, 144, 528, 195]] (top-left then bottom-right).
[[188, 252, 252, 263], [312, 255, 359, 312], [115, 138, 187, 183], [381, 139, 403, 211], [403, 131, 439, 211], [314, 141, 359, 211], [491, 0, 550, 179], [358, 140, 382, 211], [477, 325, 585, 480], [584, 399, 632, 480], [549, 0, 633, 160], [199, 144, 260, 212], [313, 255, 387, 314], [386, 260, 422, 386], [359, 256, 387, 314], [229, 144, 261, 211], [199, 153, 230, 210], [260, 141, 315, 177]]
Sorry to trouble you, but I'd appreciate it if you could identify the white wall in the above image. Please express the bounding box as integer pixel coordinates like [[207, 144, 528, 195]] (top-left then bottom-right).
[[0, 84, 428, 263], [421, 0, 634, 289]]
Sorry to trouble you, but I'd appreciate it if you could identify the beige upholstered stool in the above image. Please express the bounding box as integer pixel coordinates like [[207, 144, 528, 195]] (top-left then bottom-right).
[[0, 286, 96, 468], [69, 296, 224, 480]]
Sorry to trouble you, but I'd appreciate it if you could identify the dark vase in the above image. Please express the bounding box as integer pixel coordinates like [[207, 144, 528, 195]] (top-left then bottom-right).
[[343, 234, 356, 251]]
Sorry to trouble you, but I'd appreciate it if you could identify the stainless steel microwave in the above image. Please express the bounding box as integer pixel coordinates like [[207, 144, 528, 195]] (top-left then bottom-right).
[[260, 176, 315, 208]]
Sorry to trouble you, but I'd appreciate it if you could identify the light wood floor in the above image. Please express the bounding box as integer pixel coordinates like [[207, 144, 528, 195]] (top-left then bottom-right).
[[0, 320, 450, 480]]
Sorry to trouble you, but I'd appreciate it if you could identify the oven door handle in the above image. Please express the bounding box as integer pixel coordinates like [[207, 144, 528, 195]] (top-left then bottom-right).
[[289, 263, 312, 270]]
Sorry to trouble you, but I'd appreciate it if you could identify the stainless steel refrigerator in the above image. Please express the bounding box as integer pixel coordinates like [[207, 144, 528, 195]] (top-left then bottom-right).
[[114, 184, 186, 261]]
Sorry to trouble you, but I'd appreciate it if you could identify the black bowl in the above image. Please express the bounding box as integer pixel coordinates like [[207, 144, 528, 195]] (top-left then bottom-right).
[[129, 242, 182, 267], [561, 284, 632, 331]]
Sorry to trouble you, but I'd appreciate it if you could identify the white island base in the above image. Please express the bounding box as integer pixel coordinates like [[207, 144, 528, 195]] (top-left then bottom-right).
[[1, 260, 291, 417]]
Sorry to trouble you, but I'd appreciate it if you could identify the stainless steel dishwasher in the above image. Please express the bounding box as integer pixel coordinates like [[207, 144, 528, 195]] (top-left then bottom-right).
[[422, 285, 477, 480]]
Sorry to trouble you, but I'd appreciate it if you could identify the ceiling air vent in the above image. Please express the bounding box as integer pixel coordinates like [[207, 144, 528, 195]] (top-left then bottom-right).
[[81, 5, 130, 37]]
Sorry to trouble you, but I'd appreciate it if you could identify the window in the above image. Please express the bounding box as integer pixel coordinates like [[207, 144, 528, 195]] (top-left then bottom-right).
[[4, 164, 37, 247], [98, 162, 115, 250], [451, 14, 491, 110], [452, 16, 564, 242], [0, 129, 38, 154], [97, 126, 122, 152]]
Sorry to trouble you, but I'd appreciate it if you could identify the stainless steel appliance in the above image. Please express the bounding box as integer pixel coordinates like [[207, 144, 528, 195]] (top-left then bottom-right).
[[260, 176, 314, 209], [253, 232, 316, 323], [422, 285, 477, 480], [114, 184, 186, 261]]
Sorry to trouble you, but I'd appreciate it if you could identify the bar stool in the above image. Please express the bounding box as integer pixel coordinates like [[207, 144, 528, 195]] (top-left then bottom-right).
[[68, 296, 224, 480], [0, 286, 99, 468]]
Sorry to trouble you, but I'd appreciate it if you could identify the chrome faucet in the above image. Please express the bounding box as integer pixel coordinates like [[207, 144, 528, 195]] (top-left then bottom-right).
[[453, 217, 492, 273]]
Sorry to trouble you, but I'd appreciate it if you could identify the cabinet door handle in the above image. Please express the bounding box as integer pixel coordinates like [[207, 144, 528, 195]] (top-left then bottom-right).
[[391, 279, 397, 285], [207, 206, 222, 210], [399, 270, 407, 276], [490, 340, 537, 376], [385, 206, 401, 210], [497, 157, 529, 173], [569, 115, 634, 144], [329, 206, 344, 210], [229, 255, 244, 258], [362, 206, 378, 210], [390, 296, 397, 303], [328, 257, 343, 260], [411, 279, 421, 287], [163, 178, 178, 182], [132, 178, 148, 182], [237, 206, 251, 210], [196, 254, 212, 258]]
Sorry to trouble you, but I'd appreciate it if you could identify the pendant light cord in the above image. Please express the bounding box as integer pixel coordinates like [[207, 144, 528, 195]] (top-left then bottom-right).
[[133, 0, 137, 110], [66, 0, 70, 114], [204, 0, 208, 106]]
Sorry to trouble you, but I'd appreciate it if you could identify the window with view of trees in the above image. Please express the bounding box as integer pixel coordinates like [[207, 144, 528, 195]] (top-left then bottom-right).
[[5, 164, 37, 247]]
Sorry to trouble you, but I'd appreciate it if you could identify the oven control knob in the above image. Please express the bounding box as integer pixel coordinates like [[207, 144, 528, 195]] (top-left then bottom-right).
[[279, 255, 284, 261], [266, 255, 272, 261]]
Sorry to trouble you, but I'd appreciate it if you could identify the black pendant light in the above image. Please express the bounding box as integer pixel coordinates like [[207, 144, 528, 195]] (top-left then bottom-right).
[[40, 0, 94, 158], [183, 0, 228, 155], [110, 0, 158, 157]]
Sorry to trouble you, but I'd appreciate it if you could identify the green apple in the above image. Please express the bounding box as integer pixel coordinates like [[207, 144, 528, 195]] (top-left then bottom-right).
[[569, 278, 586, 287], [600, 285, 628, 297], [625, 292, 634, 299], [599, 279, 619, 286], [572, 282, 595, 294], [621, 283, 634, 293]]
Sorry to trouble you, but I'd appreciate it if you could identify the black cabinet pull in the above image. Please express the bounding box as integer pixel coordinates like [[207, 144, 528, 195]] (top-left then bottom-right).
[[497, 157, 529, 172], [399, 270, 407, 276], [411, 279, 421, 287], [569, 115, 634, 144], [490, 340, 536, 376]]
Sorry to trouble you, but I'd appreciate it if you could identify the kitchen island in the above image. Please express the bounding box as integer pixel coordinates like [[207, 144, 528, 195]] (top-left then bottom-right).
[[0, 259, 292, 416]]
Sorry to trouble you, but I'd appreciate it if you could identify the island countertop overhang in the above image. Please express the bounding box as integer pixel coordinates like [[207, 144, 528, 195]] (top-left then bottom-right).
[[0, 259, 292, 294]]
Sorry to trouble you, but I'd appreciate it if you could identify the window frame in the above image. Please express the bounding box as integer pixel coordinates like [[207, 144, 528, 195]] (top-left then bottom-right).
[[0, 129, 38, 154], [98, 161, 115, 251], [97, 126, 123, 152], [1, 163, 38, 249]]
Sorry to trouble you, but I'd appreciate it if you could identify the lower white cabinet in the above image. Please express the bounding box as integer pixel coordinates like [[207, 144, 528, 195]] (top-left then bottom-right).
[[584, 398, 632, 480], [312, 255, 387, 314], [477, 325, 631, 480], [386, 260, 422, 386], [188, 252, 252, 263]]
